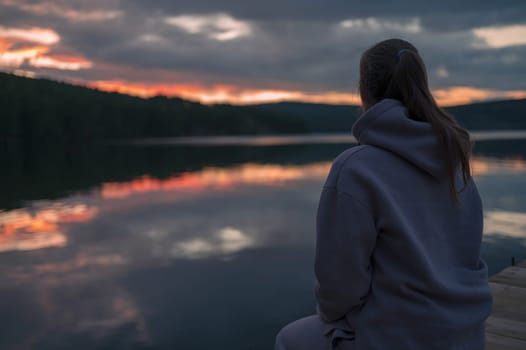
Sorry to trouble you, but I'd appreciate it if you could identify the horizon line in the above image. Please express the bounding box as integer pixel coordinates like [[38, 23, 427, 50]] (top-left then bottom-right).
[[3, 69, 526, 109]]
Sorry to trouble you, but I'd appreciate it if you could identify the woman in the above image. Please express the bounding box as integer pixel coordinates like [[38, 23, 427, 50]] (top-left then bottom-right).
[[275, 38, 493, 349]]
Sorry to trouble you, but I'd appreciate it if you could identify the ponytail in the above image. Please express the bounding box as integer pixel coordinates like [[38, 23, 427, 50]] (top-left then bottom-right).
[[359, 39, 473, 205]]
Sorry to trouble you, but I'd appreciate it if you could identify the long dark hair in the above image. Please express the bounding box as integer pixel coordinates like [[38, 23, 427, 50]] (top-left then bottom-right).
[[359, 38, 473, 205]]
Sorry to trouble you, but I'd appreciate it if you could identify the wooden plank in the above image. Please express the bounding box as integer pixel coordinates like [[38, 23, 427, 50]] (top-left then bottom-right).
[[486, 316, 526, 340], [485, 260, 526, 349], [490, 266, 526, 288], [486, 332, 526, 350], [489, 282, 526, 323], [489, 281, 526, 298]]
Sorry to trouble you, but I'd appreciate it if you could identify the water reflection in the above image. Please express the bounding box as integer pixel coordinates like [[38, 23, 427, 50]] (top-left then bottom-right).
[[126, 130, 526, 146], [171, 226, 255, 259], [483, 211, 526, 238], [100, 162, 330, 199], [0, 143, 525, 349], [0, 204, 97, 252], [1, 155, 525, 259], [9, 267, 148, 346], [471, 156, 526, 175]]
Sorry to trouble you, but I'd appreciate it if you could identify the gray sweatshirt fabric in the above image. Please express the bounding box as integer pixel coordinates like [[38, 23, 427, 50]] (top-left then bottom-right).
[[314, 98, 493, 349]]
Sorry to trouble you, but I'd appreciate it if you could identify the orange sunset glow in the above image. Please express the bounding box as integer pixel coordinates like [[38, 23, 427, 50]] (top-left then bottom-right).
[[0, 27, 92, 71], [87, 79, 365, 105], [433, 87, 526, 107], [87, 80, 526, 106]]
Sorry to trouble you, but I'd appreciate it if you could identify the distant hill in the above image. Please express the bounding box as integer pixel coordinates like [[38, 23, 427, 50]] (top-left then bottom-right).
[[252, 101, 361, 133], [251, 99, 526, 132], [447, 99, 526, 130], [1, 71, 525, 145]]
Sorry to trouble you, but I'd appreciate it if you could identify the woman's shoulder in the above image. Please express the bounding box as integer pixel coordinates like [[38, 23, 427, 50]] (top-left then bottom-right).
[[325, 144, 386, 188], [332, 144, 369, 165], [331, 144, 392, 175]]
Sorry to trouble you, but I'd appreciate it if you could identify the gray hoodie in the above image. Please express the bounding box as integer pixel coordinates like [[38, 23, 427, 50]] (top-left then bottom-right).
[[314, 98, 493, 349]]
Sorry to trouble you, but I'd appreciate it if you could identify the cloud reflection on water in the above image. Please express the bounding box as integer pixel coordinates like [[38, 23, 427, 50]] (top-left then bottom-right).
[[97, 155, 526, 203], [0, 203, 97, 252], [483, 210, 526, 239], [1, 155, 525, 256], [100, 162, 330, 199], [170, 226, 255, 259], [471, 156, 526, 175]]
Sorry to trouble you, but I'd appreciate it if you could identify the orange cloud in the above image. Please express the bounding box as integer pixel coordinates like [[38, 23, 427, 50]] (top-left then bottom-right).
[[0, 26, 60, 45], [0, 44, 92, 70], [0, 43, 50, 67], [0, 26, 92, 71], [0, 38, 11, 52], [473, 24, 526, 48], [0, 0, 121, 21], [30, 54, 93, 70]]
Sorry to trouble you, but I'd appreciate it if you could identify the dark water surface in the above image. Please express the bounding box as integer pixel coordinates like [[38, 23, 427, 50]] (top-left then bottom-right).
[[1, 136, 525, 349]]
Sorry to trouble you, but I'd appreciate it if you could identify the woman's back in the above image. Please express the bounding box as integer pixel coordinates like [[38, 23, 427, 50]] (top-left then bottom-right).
[[313, 98, 492, 349]]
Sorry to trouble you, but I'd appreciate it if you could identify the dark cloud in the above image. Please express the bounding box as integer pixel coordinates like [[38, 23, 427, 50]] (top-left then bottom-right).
[[1, 0, 525, 100], [421, 7, 526, 32], [124, 0, 525, 21]]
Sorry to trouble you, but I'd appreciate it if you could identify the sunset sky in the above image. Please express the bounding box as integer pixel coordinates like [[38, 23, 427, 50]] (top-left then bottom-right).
[[0, 0, 525, 106]]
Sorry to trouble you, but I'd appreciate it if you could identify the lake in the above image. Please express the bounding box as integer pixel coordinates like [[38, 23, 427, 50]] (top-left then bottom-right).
[[1, 133, 526, 349]]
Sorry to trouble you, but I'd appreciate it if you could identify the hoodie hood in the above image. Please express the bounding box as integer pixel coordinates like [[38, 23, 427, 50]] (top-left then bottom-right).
[[351, 98, 447, 180]]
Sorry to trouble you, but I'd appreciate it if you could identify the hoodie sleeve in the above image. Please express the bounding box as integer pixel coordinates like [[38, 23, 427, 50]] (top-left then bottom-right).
[[314, 183, 377, 323]]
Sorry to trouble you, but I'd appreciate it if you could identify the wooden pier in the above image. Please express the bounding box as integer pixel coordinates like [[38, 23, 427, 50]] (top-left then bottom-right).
[[486, 259, 526, 349]]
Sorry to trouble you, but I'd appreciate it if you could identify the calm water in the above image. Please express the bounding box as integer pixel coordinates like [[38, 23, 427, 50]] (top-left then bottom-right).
[[1, 135, 526, 349]]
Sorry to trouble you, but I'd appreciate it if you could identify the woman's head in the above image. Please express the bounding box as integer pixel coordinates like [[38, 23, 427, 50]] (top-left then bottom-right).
[[359, 38, 474, 205], [359, 38, 428, 113]]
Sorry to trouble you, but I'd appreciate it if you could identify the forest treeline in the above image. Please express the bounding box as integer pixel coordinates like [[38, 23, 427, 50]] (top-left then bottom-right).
[[1, 72, 526, 145], [0, 72, 308, 144]]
